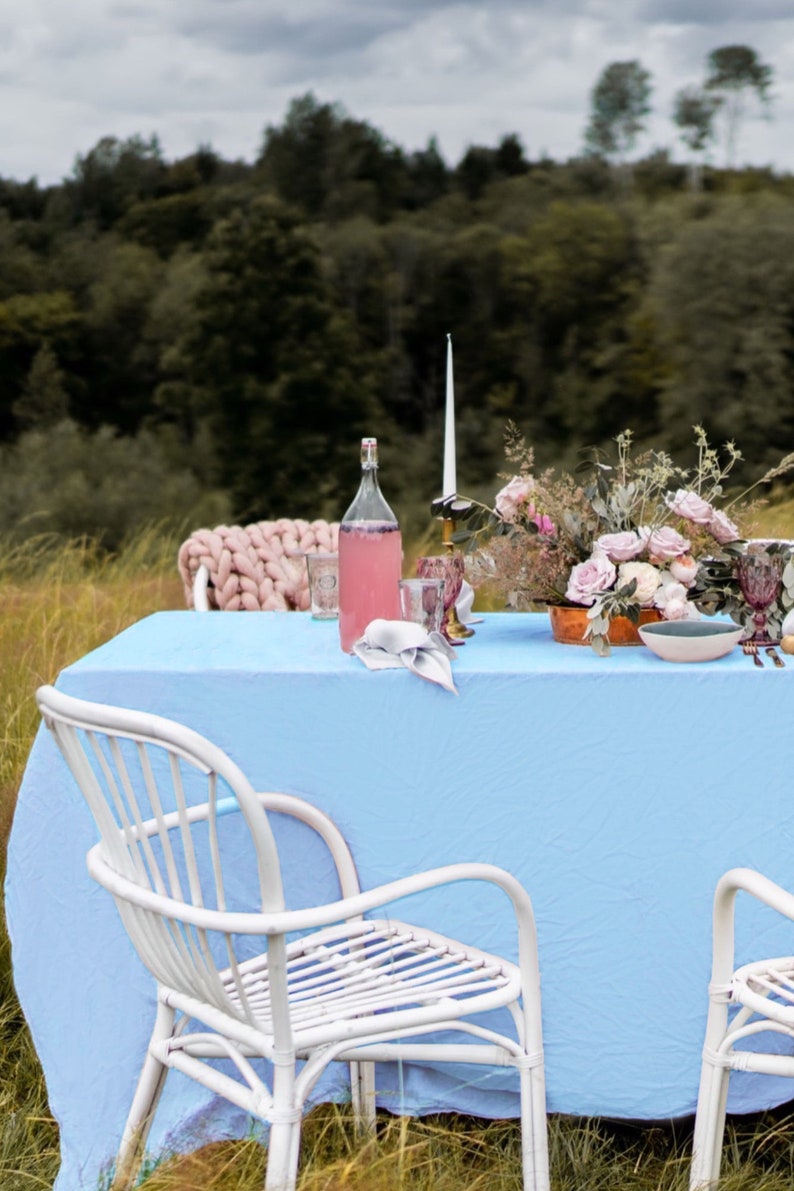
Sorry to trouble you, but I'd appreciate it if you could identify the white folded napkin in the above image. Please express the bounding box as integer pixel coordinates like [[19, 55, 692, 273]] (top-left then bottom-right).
[[456, 579, 484, 625], [353, 619, 458, 694]]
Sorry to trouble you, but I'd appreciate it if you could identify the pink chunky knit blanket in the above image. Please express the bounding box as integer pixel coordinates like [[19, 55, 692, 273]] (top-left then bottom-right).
[[177, 519, 339, 611]]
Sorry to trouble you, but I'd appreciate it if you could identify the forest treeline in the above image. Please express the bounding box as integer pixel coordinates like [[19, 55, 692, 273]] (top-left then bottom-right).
[[2, 90, 794, 546]]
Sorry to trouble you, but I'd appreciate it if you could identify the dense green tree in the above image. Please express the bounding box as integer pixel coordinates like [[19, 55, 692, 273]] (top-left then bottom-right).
[[672, 86, 720, 190], [455, 134, 529, 201], [78, 241, 165, 432], [0, 211, 45, 297], [12, 343, 69, 429], [0, 419, 228, 548], [147, 250, 209, 442], [0, 290, 80, 437], [317, 216, 389, 337], [402, 137, 450, 209], [705, 45, 773, 167], [257, 93, 406, 222], [498, 200, 646, 444], [584, 61, 653, 167], [187, 195, 383, 517], [67, 134, 167, 228], [119, 190, 214, 257], [650, 196, 794, 471]]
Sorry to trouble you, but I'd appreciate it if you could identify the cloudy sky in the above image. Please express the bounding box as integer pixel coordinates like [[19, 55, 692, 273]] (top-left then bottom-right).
[[2, 0, 792, 185]]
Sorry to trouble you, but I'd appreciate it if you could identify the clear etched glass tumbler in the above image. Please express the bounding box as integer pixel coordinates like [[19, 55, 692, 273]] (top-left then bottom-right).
[[398, 578, 446, 634], [736, 552, 783, 645], [305, 551, 339, 619], [416, 554, 464, 643]]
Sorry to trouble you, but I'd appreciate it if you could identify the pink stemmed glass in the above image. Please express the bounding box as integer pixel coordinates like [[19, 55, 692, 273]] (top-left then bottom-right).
[[416, 554, 464, 644], [736, 552, 783, 645]]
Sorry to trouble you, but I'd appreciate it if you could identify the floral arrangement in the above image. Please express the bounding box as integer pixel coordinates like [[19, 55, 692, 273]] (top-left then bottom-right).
[[436, 424, 794, 654]]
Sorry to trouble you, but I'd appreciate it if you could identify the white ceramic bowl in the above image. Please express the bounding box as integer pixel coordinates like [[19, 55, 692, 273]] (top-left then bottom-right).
[[638, 620, 744, 663]]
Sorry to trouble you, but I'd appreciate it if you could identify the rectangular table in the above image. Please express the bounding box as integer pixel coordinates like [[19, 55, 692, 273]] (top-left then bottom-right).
[[7, 611, 794, 1190]]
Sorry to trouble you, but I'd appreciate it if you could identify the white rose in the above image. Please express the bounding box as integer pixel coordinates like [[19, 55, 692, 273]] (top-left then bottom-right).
[[663, 596, 691, 620], [617, 561, 661, 606], [653, 575, 687, 610]]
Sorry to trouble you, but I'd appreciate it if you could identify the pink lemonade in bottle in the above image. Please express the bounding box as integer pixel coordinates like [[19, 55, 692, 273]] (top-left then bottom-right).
[[338, 522, 402, 652], [338, 438, 403, 652]]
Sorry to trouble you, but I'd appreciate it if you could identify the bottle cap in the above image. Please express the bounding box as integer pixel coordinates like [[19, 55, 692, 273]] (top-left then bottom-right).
[[360, 438, 378, 466]]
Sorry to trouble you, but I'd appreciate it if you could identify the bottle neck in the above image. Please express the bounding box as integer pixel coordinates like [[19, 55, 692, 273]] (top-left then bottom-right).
[[342, 439, 398, 525]]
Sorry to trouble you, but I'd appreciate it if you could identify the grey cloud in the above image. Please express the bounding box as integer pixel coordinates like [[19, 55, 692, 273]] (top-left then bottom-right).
[[639, 0, 793, 23], [166, 0, 577, 59]]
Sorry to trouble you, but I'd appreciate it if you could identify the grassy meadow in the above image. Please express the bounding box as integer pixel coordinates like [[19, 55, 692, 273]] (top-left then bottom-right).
[[3, 511, 794, 1190]]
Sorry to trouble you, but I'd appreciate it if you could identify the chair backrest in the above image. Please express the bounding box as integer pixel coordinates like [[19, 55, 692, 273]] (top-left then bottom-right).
[[37, 685, 289, 1022]]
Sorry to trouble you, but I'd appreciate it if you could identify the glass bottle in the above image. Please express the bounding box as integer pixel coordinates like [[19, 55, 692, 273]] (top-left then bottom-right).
[[338, 438, 402, 652]]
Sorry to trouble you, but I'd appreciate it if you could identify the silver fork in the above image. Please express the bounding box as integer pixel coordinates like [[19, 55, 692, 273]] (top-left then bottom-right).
[[743, 641, 764, 667]]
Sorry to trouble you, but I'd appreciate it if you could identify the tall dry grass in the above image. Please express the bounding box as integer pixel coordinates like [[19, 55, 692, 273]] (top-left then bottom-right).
[[0, 528, 184, 1191], [2, 522, 794, 1189]]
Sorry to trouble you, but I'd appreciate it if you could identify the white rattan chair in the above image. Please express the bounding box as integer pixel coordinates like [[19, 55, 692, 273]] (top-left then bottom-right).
[[37, 685, 549, 1191], [193, 562, 211, 611], [691, 867, 794, 1189]]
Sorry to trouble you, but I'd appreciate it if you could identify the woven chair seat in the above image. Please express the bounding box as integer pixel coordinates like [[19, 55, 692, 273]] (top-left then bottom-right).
[[212, 918, 519, 1048], [731, 956, 794, 1026]]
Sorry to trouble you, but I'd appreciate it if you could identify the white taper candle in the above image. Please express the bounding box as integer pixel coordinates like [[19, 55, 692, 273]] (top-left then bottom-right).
[[443, 333, 457, 498]]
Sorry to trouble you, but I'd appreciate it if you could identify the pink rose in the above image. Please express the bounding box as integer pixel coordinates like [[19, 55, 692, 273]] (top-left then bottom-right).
[[595, 531, 644, 562], [565, 553, 616, 606], [617, 561, 661, 605], [669, 554, 699, 586], [666, 489, 713, 524], [495, 476, 534, 522], [707, 509, 740, 545], [640, 525, 691, 562]]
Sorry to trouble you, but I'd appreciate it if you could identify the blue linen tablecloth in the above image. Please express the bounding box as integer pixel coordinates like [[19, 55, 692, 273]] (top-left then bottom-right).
[[7, 610, 794, 1190]]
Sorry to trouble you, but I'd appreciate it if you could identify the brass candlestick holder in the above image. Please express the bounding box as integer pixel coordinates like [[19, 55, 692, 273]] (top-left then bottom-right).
[[442, 517, 474, 640]]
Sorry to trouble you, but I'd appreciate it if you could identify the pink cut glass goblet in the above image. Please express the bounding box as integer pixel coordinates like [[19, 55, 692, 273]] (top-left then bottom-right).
[[416, 554, 464, 644], [736, 552, 783, 646]]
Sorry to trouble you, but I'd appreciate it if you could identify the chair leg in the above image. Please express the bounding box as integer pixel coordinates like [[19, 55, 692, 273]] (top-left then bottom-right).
[[350, 1061, 377, 1133], [690, 1055, 731, 1190], [111, 999, 176, 1191], [264, 1120, 301, 1191], [264, 1061, 301, 1191], [519, 1061, 550, 1191]]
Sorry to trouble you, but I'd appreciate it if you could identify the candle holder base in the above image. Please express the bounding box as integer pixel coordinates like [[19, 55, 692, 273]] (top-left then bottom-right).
[[446, 605, 474, 641]]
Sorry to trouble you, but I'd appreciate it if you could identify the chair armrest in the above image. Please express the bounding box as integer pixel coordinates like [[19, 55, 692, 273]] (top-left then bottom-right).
[[710, 867, 794, 986], [90, 851, 540, 1008], [254, 791, 362, 901]]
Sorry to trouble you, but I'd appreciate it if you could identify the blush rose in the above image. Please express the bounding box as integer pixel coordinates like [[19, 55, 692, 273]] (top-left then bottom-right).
[[565, 553, 616, 606], [495, 476, 534, 522], [707, 509, 740, 545], [641, 525, 692, 562], [666, 489, 713, 524], [594, 531, 644, 562]]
